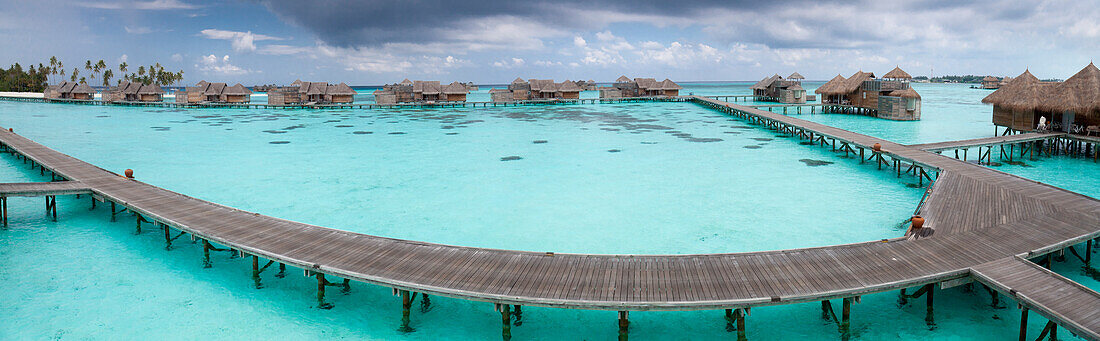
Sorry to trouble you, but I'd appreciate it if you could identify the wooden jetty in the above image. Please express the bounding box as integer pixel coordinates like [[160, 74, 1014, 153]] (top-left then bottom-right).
[[912, 132, 1099, 164], [746, 103, 852, 115], [1, 96, 1099, 340], [972, 256, 1100, 340]]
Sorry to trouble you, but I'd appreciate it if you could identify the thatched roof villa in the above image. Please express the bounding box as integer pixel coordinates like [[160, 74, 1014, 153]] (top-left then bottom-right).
[[44, 81, 96, 100], [489, 78, 596, 102], [104, 81, 164, 102], [981, 76, 1002, 89], [176, 81, 253, 104], [983, 63, 1100, 134], [750, 73, 806, 103], [268, 81, 357, 105], [373, 80, 471, 104], [815, 67, 921, 120], [598, 76, 681, 99]]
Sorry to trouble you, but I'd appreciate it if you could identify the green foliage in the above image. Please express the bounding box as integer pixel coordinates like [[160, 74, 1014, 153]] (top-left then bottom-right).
[[0, 63, 49, 92]]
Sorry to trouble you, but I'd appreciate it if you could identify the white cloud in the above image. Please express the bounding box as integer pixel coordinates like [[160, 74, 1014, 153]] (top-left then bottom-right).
[[170, 53, 182, 62], [79, 0, 199, 10], [492, 57, 526, 68], [200, 29, 283, 53], [196, 54, 249, 75], [534, 60, 562, 67], [124, 26, 153, 34], [573, 36, 587, 47], [118, 54, 128, 63]]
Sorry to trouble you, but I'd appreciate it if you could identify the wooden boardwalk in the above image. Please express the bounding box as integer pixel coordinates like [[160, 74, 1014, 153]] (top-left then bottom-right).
[[0, 181, 90, 197], [972, 256, 1100, 340], [2, 96, 1099, 337], [910, 132, 1065, 152]]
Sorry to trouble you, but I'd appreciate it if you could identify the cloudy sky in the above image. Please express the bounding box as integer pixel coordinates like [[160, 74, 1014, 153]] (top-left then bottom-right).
[[2, 0, 1098, 85]]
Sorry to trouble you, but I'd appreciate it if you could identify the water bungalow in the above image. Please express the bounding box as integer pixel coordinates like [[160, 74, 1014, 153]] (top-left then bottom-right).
[[374, 80, 470, 104], [104, 81, 164, 102], [43, 82, 95, 100], [750, 73, 807, 104], [815, 67, 922, 120], [176, 81, 253, 104], [489, 78, 589, 102], [983, 63, 1100, 135], [268, 80, 356, 105], [598, 76, 681, 99], [981, 76, 1002, 89]]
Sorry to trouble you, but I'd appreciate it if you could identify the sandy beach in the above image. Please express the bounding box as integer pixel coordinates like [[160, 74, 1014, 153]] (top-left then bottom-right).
[[0, 92, 43, 98]]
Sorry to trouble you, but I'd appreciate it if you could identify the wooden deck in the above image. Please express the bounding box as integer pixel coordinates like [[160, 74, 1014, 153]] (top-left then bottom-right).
[[971, 256, 1100, 340], [0, 181, 90, 197], [2, 96, 1099, 332], [910, 132, 1065, 152]]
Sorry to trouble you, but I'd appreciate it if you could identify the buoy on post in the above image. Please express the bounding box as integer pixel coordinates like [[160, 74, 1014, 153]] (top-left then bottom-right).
[[872, 143, 882, 152], [124, 169, 134, 179]]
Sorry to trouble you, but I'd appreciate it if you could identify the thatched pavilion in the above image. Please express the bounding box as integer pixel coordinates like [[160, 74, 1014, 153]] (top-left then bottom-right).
[[981, 76, 1001, 89], [983, 63, 1100, 134], [751, 73, 805, 103], [44, 81, 96, 100], [597, 76, 681, 98], [814, 67, 921, 120], [374, 80, 470, 103]]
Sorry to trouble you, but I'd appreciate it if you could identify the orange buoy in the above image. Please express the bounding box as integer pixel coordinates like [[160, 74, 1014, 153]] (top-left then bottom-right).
[[124, 169, 134, 179], [872, 143, 882, 152], [911, 215, 925, 230], [7, 128, 11, 132]]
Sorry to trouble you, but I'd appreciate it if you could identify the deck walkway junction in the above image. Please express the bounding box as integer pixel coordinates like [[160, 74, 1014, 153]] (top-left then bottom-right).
[[1, 95, 1099, 340]]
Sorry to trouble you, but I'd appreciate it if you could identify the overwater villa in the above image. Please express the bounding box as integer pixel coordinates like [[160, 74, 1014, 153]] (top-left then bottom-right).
[[597, 76, 681, 99], [267, 80, 356, 105], [749, 72, 808, 104], [103, 81, 164, 102], [488, 78, 585, 102], [373, 80, 470, 104], [43, 81, 95, 100], [981, 76, 1002, 89], [815, 67, 922, 120], [176, 81, 253, 104], [983, 63, 1100, 135]]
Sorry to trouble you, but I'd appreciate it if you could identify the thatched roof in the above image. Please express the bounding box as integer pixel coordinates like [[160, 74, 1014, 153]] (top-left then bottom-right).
[[196, 80, 209, 87], [57, 82, 77, 93], [981, 70, 1056, 111], [836, 71, 873, 94], [889, 88, 920, 99], [815, 74, 847, 95], [71, 82, 95, 94], [442, 81, 468, 94], [223, 83, 252, 95], [558, 80, 582, 92], [327, 82, 356, 95], [982, 70, 1039, 107], [400, 79, 413, 85], [304, 82, 328, 95], [290, 79, 302, 86], [615, 75, 631, 83], [489, 88, 510, 93], [982, 76, 999, 82], [1040, 62, 1100, 115], [751, 74, 782, 89], [512, 77, 525, 84], [883, 67, 911, 79], [413, 81, 442, 95], [787, 72, 805, 80], [204, 83, 227, 95], [660, 79, 682, 90], [635, 78, 660, 89], [372, 89, 392, 95], [137, 84, 164, 95], [787, 83, 804, 91]]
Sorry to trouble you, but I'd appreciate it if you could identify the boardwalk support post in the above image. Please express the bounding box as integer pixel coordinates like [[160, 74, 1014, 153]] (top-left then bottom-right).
[[399, 290, 414, 332], [734, 308, 747, 341], [275, 263, 286, 278], [1035, 321, 1058, 341], [316, 273, 333, 309], [163, 225, 172, 250], [1, 197, 7, 227], [500, 304, 512, 341], [841, 298, 852, 341], [252, 255, 261, 289], [201, 239, 212, 268], [617, 311, 629, 341], [924, 284, 935, 328], [420, 294, 432, 312], [45, 195, 57, 221]]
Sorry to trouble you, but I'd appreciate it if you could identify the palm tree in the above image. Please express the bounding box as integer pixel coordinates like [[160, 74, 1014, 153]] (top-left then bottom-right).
[[79, 76, 86, 84], [119, 62, 128, 74], [102, 69, 113, 87], [48, 56, 58, 83], [70, 68, 78, 82]]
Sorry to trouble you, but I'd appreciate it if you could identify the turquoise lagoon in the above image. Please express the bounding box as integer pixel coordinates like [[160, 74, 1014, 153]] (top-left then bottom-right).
[[0, 82, 1096, 340]]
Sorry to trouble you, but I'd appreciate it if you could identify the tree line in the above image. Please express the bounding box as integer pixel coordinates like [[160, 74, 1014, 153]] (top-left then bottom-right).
[[0, 56, 186, 92]]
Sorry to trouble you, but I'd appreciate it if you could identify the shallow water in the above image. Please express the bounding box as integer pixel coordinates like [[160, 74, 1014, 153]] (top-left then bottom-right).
[[0, 84, 1095, 340]]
